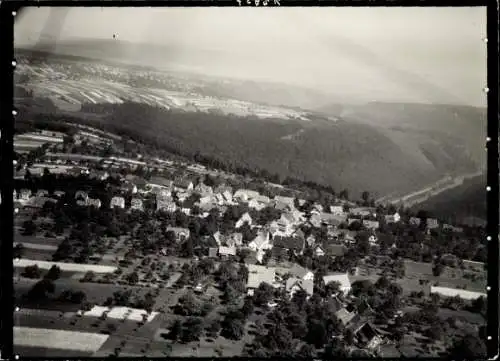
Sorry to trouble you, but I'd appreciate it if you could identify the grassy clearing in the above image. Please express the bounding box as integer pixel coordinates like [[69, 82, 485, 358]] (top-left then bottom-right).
[[14, 259, 117, 273], [14, 326, 109, 352]]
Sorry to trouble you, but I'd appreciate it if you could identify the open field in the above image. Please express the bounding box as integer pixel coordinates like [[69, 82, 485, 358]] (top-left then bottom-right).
[[14, 259, 117, 273], [14, 345, 93, 358], [14, 327, 109, 353]]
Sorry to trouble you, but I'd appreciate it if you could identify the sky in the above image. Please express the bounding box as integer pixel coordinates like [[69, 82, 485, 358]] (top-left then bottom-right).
[[15, 7, 487, 107]]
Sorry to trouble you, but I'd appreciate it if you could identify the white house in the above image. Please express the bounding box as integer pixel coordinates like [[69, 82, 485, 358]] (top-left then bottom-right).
[[323, 273, 352, 294], [130, 198, 144, 211], [275, 195, 295, 208], [287, 264, 314, 281], [74, 190, 88, 203], [286, 278, 314, 298], [110, 196, 125, 209], [166, 227, 190, 242], [36, 189, 49, 197], [235, 212, 253, 229], [330, 205, 345, 216], [363, 220, 380, 230], [246, 264, 277, 296], [234, 189, 260, 202], [87, 198, 102, 209], [313, 244, 326, 257], [368, 234, 378, 246], [270, 213, 296, 237], [385, 212, 401, 224], [248, 231, 272, 252]]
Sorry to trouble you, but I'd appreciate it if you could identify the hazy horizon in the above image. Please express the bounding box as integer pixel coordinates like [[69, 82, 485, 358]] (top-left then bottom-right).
[[15, 7, 487, 107]]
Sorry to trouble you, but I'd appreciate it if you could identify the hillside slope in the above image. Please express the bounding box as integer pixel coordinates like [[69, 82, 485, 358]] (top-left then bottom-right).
[[411, 174, 487, 224]]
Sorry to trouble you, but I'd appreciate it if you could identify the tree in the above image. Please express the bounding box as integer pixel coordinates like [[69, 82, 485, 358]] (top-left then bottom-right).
[[448, 334, 487, 360], [298, 344, 317, 357], [14, 243, 25, 259], [324, 338, 348, 358], [180, 317, 203, 343], [81, 271, 96, 283], [339, 189, 349, 201], [167, 319, 182, 341], [22, 220, 37, 236], [221, 317, 245, 340], [126, 271, 139, 285], [22, 264, 42, 279], [361, 191, 370, 204], [432, 262, 444, 277], [26, 279, 55, 301], [44, 265, 61, 281], [253, 282, 275, 306]]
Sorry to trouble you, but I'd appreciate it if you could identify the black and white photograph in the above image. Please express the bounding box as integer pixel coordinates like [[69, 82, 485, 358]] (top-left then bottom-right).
[[11, 6, 488, 358]]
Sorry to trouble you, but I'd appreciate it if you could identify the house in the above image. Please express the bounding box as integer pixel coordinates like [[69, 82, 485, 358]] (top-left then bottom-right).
[[321, 213, 345, 228], [222, 190, 233, 203], [287, 264, 314, 280], [227, 233, 243, 247], [286, 278, 314, 298], [121, 183, 138, 194], [130, 198, 144, 211], [430, 286, 486, 301], [74, 190, 88, 203], [166, 227, 191, 242], [208, 247, 219, 258], [234, 189, 260, 202], [53, 190, 65, 198], [181, 208, 191, 216], [218, 246, 237, 257], [272, 235, 305, 254], [91, 170, 109, 181], [36, 189, 49, 197], [384, 212, 401, 224], [309, 213, 322, 228], [368, 234, 378, 246], [248, 199, 266, 211], [271, 213, 297, 236], [174, 178, 194, 191], [323, 243, 347, 258], [194, 183, 213, 196], [199, 195, 214, 205], [235, 212, 253, 229], [335, 307, 357, 326], [347, 217, 363, 226], [274, 195, 295, 208], [176, 191, 190, 203], [155, 188, 172, 199], [444, 224, 463, 233], [351, 207, 376, 217], [330, 205, 345, 216], [348, 321, 384, 351], [363, 220, 380, 230], [13, 189, 17, 200], [87, 198, 102, 209], [426, 218, 439, 229], [323, 273, 351, 294], [246, 264, 277, 296], [409, 217, 421, 226], [25, 196, 57, 209], [313, 245, 326, 257], [110, 196, 125, 209], [306, 234, 317, 247], [248, 231, 272, 252], [344, 231, 357, 245], [157, 198, 177, 212]]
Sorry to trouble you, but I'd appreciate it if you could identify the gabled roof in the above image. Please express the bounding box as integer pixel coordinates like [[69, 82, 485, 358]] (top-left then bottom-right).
[[323, 273, 351, 290], [335, 308, 356, 326], [218, 246, 236, 256], [323, 243, 346, 256], [286, 277, 314, 296], [288, 264, 312, 279], [246, 264, 276, 289]]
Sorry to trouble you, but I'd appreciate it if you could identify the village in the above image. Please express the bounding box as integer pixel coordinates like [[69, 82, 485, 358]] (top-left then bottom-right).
[[10, 123, 488, 358]]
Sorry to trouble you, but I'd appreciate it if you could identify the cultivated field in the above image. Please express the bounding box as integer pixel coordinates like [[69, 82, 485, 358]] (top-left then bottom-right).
[[14, 327, 109, 353], [14, 259, 117, 273]]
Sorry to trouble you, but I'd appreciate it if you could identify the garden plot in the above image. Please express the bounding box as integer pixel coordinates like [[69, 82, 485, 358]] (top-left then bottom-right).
[[14, 259, 117, 273], [14, 326, 109, 353], [79, 306, 158, 323]]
